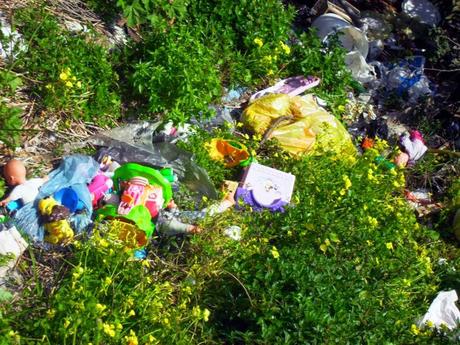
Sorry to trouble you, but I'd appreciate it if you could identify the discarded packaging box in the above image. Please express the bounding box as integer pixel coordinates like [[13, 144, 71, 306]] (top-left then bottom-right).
[[236, 163, 296, 212]]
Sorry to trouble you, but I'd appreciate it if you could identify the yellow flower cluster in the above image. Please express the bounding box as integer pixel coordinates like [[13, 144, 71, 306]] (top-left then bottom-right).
[[367, 216, 379, 228], [96, 303, 107, 313], [102, 323, 116, 337], [72, 266, 85, 280], [319, 239, 331, 253], [339, 175, 352, 195], [59, 67, 82, 89], [279, 41, 291, 55], [124, 329, 139, 345], [254, 38, 264, 48], [191, 306, 211, 322], [270, 246, 280, 259]]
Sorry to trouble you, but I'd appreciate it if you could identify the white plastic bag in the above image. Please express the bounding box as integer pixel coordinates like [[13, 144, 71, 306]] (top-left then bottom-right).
[[417, 290, 460, 330]]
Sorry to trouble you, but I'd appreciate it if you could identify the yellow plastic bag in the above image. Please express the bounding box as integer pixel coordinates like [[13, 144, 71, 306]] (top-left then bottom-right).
[[242, 94, 355, 156], [242, 94, 316, 134]]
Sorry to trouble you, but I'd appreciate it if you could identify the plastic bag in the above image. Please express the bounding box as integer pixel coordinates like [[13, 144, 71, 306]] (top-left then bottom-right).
[[243, 94, 355, 156], [80, 122, 218, 199], [385, 56, 432, 103], [13, 155, 99, 242], [417, 290, 460, 331], [243, 93, 325, 134]]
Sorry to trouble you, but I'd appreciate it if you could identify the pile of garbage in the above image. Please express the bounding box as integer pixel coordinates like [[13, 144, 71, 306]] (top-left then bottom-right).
[[0, 0, 458, 335]]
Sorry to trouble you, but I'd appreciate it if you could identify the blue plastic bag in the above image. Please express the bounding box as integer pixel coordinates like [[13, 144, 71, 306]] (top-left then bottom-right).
[[13, 155, 99, 242]]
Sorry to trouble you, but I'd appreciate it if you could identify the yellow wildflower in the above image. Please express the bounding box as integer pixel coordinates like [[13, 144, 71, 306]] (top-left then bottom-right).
[[411, 324, 420, 335], [45, 83, 53, 90], [203, 308, 211, 322], [65, 81, 73, 88], [96, 303, 106, 313], [104, 277, 112, 286], [253, 38, 264, 48], [319, 243, 328, 253], [46, 308, 56, 318], [128, 309, 136, 317], [267, 69, 274, 76], [64, 319, 71, 329], [280, 41, 291, 55], [72, 75, 77, 81], [386, 242, 394, 250], [270, 246, 280, 259], [343, 175, 352, 189], [59, 72, 69, 81], [124, 330, 138, 345], [102, 323, 116, 337], [367, 216, 378, 228], [262, 55, 273, 63]]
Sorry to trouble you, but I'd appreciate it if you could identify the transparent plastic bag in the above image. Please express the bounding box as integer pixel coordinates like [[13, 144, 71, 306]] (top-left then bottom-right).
[[84, 122, 218, 199]]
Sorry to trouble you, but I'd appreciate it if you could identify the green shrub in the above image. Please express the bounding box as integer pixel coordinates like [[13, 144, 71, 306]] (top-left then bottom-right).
[[131, 26, 222, 124], [122, 0, 296, 123], [0, 226, 212, 344], [11, 8, 120, 125], [0, 100, 22, 149]]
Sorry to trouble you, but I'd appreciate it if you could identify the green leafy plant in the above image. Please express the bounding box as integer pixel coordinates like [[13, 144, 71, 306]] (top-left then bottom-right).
[[0, 70, 23, 96], [0, 100, 22, 149], [10, 8, 120, 125], [121, 0, 296, 123]]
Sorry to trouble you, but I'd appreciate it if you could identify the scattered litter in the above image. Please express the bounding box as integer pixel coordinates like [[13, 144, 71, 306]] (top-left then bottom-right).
[[405, 189, 443, 217], [383, 56, 433, 104], [402, 0, 441, 27], [311, 0, 361, 25], [39, 197, 74, 244], [13, 155, 99, 242], [343, 92, 376, 123], [312, 13, 368, 57], [207, 138, 251, 168], [235, 162, 295, 212], [399, 130, 428, 165], [417, 290, 460, 331], [249, 76, 320, 102], [0, 226, 28, 282], [80, 122, 218, 199], [0, 12, 26, 60], [0, 159, 47, 208], [224, 226, 242, 241], [344, 51, 377, 84]]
